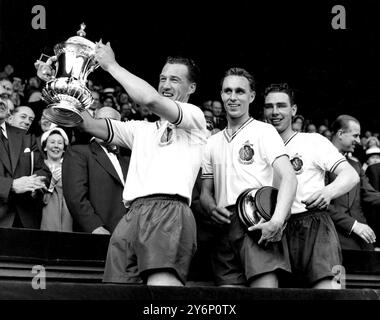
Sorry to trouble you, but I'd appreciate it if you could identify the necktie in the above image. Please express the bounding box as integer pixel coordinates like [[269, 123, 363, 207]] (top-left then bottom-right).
[[0, 126, 10, 154]]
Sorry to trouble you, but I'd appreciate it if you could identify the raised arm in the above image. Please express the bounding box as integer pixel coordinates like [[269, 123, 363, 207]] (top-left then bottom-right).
[[79, 109, 109, 141], [95, 41, 180, 123]]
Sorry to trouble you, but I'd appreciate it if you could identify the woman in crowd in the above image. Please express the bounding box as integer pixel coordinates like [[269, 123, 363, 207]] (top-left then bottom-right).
[[40, 127, 73, 232]]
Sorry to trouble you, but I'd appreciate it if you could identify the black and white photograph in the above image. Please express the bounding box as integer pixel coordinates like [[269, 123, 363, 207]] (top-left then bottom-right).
[[0, 0, 379, 314]]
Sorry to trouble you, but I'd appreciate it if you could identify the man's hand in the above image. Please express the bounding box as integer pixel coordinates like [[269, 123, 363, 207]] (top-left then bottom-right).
[[11, 175, 46, 194], [95, 40, 117, 72], [92, 226, 111, 235], [248, 218, 284, 245], [302, 188, 332, 210], [209, 206, 232, 224], [352, 222, 376, 244]]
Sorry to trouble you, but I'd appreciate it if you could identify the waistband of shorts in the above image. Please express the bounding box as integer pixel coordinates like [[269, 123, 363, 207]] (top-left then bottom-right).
[[289, 209, 328, 221], [131, 194, 189, 206]]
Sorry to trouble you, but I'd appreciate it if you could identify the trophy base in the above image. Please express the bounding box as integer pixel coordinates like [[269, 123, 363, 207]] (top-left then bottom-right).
[[44, 101, 84, 127]]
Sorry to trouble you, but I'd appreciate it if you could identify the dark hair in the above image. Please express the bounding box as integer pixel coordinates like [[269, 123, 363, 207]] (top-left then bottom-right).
[[100, 93, 115, 106], [330, 114, 360, 135], [221, 68, 256, 92], [264, 83, 295, 105], [166, 56, 200, 84]]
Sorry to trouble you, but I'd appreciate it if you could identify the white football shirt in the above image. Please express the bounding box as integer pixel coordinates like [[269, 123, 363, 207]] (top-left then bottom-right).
[[105, 101, 207, 206], [201, 118, 288, 208], [284, 132, 346, 214]]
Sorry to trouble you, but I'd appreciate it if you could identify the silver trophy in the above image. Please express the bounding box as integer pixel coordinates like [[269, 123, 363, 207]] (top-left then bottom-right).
[[35, 23, 99, 127]]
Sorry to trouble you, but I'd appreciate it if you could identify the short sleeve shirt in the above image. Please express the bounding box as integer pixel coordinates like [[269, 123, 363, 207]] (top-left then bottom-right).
[[104, 101, 207, 205], [201, 118, 287, 208], [284, 132, 346, 213]]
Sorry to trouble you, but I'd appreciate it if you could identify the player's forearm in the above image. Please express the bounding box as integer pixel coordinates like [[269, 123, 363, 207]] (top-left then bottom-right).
[[80, 111, 109, 141], [107, 62, 161, 108], [200, 186, 217, 215], [272, 173, 297, 224], [325, 167, 359, 199]]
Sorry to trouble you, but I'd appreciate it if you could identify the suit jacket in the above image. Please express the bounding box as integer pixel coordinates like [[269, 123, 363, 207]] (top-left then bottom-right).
[[328, 157, 380, 250], [364, 162, 380, 245], [62, 140, 130, 233], [366, 163, 380, 191], [0, 123, 50, 228]]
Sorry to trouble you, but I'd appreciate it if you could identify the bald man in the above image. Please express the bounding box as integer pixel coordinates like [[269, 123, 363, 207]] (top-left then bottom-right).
[[7, 106, 35, 132], [62, 107, 130, 234]]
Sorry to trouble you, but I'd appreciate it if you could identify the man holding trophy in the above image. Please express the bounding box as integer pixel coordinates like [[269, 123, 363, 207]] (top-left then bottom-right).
[[35, 24, 207, 286], [35, 25, 207, 285], [67, 39, 206, 285]]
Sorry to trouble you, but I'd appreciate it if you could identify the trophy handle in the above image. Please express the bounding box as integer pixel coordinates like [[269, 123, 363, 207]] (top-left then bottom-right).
[[84, 62, 100, 82]]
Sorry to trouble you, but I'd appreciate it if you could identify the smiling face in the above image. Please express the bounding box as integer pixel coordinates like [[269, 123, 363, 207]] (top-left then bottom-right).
[[263, 92, 296, 137], [158, 63, 196, 103], [220, 75, 255, 121], [45, 133, 65, 161]]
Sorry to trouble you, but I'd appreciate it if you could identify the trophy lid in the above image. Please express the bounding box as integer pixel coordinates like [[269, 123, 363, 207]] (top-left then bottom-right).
[[66, 23, 96, 49]]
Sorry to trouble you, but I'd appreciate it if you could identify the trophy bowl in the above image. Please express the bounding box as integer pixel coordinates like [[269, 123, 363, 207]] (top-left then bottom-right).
[[36, 23, 99, 127], [236, 186, 279, 229]]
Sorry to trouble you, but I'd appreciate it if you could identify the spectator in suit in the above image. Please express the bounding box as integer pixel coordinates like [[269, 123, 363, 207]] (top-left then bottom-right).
[[0, 86, 50, 228], [7, 106, 35, 132], [62, 107, 130, 235], [211, 100, 227, 130], [328, 115, 378, 250]]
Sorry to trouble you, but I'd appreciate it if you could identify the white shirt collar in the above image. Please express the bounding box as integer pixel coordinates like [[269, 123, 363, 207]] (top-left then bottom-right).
[[0, 122, 7, 138]]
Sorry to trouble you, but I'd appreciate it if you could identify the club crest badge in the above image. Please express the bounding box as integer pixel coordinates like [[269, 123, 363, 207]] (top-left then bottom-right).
[[159, 124, 174, 146], [239, 141, 254, 164], [290, 153, 304, 174]]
